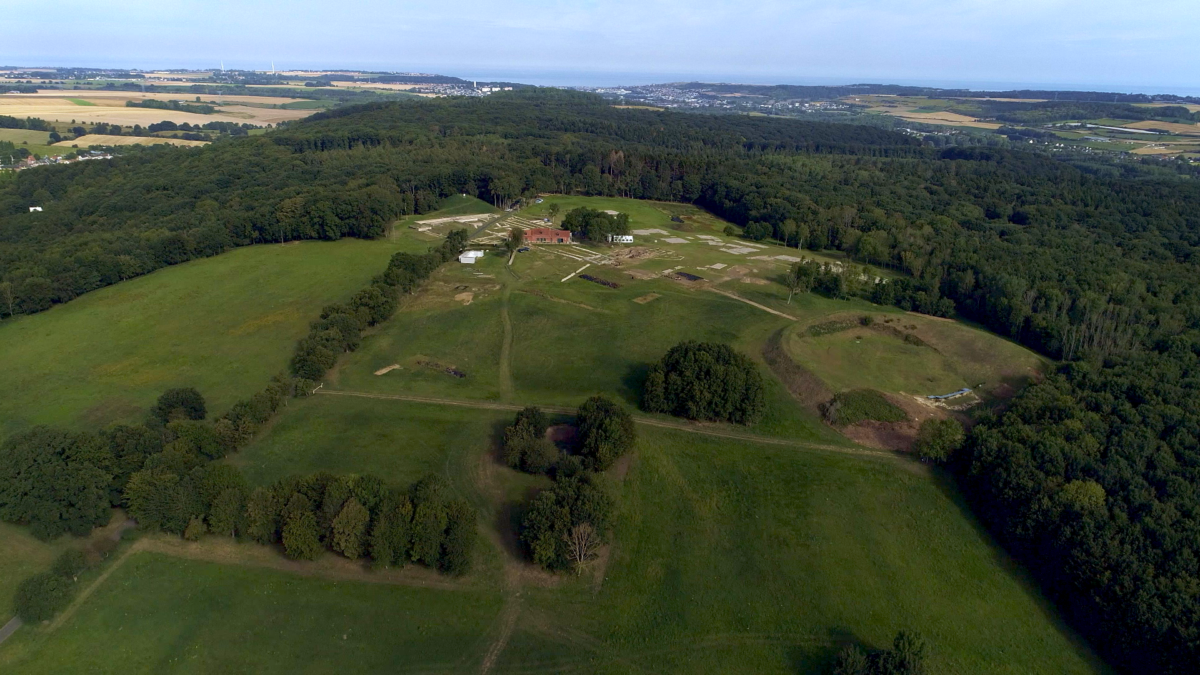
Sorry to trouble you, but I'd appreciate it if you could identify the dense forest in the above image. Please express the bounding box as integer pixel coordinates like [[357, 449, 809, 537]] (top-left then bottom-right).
[[1, 89, 1199, 672]]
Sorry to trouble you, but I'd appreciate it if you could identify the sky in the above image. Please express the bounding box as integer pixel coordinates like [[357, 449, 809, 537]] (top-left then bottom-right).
[[4, 0, 1199, 94]]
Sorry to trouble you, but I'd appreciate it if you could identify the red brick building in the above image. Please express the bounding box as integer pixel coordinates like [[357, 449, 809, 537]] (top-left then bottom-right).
[[525, 228, 572, 244]]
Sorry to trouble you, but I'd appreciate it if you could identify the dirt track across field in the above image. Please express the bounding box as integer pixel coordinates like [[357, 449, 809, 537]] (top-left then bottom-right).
[[315, 390, 898, 462]]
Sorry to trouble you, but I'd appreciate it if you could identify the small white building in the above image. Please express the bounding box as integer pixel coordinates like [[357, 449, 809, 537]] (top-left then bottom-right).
[[29, 206, 42, 212], [607, 234, 634, 244], [458, 250, 486, 264]]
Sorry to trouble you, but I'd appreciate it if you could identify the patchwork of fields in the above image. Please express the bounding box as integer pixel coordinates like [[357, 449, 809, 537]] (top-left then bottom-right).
[[0, 196, 1105, 673], [0, 90, 316, 126]]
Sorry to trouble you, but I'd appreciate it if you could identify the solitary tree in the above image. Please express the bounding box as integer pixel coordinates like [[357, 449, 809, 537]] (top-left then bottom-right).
[[505, 227, 525, 256], [785, 260, 816, 304], [548, 203, 561, 220], [0, 281, 14, 318], [564, 523, 601, 576]]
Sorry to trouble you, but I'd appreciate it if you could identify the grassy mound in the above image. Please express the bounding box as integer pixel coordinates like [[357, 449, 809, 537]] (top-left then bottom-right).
[[785, 312, 1046, 402], [824, 389, 908, 426]]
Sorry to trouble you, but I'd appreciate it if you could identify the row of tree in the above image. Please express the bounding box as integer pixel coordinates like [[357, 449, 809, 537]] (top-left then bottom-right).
[[289, 229, 467, 382]]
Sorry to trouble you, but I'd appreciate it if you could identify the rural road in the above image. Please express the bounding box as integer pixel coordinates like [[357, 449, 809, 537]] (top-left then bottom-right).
[[316, 389, 898, 461]]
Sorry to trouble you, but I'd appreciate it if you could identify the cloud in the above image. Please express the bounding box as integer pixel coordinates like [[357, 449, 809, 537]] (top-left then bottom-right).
[[2, 0, 1197, 91]]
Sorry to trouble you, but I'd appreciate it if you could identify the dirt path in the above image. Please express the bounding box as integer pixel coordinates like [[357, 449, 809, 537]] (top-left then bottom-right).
[[499, 287, 515, 403], [46, 540, 144, 633], [479, 585, 522, 674], [0, 617, 22, 646], [706, 287, 798, 321], [316, 390, 898, 462]]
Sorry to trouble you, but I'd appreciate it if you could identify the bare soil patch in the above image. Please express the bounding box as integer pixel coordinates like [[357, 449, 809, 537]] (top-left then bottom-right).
[[633, 293, 660, 304], [739, 277, 770, 285], [373, 364, 401, 376], [840, 392, 957, 452], [454, 291, 474, 305], [608, 246, 662, 265], [625, 269, 659, 280]]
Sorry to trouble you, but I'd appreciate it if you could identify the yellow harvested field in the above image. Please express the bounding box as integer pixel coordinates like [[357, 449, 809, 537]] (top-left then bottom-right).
[[1124, 120, 1200, 135], [892, 111, 1002, 129], [13, 89, 305, 106], [53, 134, 209, 148], [1131, 144, 1200, 155], [0, 92, 315, 126], [334, 82, 424, 91]]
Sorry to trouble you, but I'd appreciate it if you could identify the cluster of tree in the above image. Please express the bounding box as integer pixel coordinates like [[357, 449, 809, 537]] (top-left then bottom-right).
[[560, 207, 630, 242], [505, 398, 632, 573], [520, 469, 613, 575], [126, 99, 216, 115], [146, 120, 252, 136], [642, 341, 765, 424], [502, 406, 557, 474], [832, 631, 928, 675], [0, 140, 32, 162], [504, 397, 636, 476], [0, 115, 54, 131], [289, 230, 466, 382]]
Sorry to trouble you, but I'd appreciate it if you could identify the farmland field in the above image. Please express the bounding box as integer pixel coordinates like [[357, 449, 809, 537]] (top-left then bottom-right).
[[0, 128, 51, 144], [0, 91, 316, 126], [53, 134, 208, 148], [0, 239, 406, 438]]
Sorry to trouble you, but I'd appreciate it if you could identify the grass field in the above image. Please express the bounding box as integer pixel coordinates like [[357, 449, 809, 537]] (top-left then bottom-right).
[[1, 196, 1102, 672], [0, 552, 507, 674], [0, 91, 316, 126], [5, 422, 1105, 674], [0, 239, 406, 438], [0, 128, 52, 144]]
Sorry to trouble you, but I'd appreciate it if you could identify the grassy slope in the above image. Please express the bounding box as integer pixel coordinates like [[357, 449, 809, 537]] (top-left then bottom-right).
[[8, 421, 1103, 674], [0, 239, 404, 438], [3, 196, 1099, 672], [2, 553, 505, 674], [784, 311, 1047, 399]]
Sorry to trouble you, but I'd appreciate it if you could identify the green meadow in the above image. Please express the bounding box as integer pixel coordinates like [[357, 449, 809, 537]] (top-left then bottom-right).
[[0, 239, 405, 438], [2, 195, 1102, 673]]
